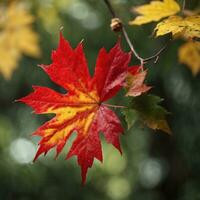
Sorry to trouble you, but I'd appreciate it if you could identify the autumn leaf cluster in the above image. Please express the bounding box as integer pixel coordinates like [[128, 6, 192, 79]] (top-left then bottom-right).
[[130, 0, 200, 75], [6, 0, 198, 184], [19, 32, 171, 183]]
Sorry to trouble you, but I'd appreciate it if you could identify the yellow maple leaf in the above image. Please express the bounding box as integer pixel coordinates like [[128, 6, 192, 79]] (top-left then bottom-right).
[[0, 1, 41, 79], [129, 0, 180, 25], [0, 32, 20, 79], [179, 41, 200, 75], [11, 27, 41, 58], [1, 2, 34, 29], [154, 15, 200, 39]]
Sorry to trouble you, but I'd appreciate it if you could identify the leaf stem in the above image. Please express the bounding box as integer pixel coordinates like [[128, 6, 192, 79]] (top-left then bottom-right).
[[103, 0, 169, 66], [102, 103, 127, 109]]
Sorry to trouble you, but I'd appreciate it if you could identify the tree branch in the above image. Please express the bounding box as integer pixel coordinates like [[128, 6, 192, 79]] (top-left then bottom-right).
[[182, 0, 186, 12], [103, 0, 169, 66], [103, 0, 116, 17], [121, 27, 144, 66], [143, 41, 170, 63]]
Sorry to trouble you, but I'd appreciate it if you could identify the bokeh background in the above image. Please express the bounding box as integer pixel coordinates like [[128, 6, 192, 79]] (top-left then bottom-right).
[[0, 0, 200, 199]]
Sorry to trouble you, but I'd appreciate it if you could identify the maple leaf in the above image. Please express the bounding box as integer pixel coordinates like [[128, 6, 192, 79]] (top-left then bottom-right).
[[122, 109, 138, 130], [124, 94, 171, 134], [154, 15, 200, 39], [129, 0, 180, 25], [0, 32, 20, 79], [179, 41, 200, 76], [0, 1, 40, 79], [19, 33, 131, 184], [125, 66, 151, 97]]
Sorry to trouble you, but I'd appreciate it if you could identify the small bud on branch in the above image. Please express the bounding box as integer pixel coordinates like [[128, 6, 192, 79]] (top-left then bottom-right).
[[110, 18, 123, 32], [103, 0, 169, 66]]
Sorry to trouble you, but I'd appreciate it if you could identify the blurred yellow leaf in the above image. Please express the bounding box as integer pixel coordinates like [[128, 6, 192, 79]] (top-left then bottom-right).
[[0, 32, 20, 79], [38, 6, 61, 32], [179, 41, 200, 76], [0, 1, 41, 79], [11, 27, 41, 57], [36, 0, 73, 32], [1, 2, 34, 29], [129, 0, 180, 25], [154, 15, 200, 39]]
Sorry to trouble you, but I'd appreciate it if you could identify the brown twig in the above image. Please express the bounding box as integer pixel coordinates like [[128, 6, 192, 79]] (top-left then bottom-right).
[[104, 0, 116, 17], [182, 0, 186, 12], [103, 0, 169, 66], [121, 27, 144, 66], [143, 41, 171, 63]]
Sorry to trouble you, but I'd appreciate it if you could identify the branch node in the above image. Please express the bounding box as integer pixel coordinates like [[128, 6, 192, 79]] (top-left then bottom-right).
[[103, 0, 169, 66], [110, 18, 123, 32], [154, 56, 159, 64]]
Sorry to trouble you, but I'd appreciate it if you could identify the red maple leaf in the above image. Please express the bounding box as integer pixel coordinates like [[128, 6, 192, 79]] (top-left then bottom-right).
[[19, 33, 131, 184]]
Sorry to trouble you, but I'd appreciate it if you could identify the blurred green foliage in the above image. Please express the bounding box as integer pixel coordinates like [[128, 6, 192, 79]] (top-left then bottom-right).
[[0, 0, 200, 200]]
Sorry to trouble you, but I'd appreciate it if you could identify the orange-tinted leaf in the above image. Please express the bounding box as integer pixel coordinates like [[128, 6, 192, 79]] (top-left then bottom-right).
[[19, 33, 131, 184], [125, 66, 151, 97]]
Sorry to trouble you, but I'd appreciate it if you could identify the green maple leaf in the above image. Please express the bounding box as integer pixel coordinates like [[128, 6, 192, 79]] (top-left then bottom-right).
[[124, 94, 171, 134]]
